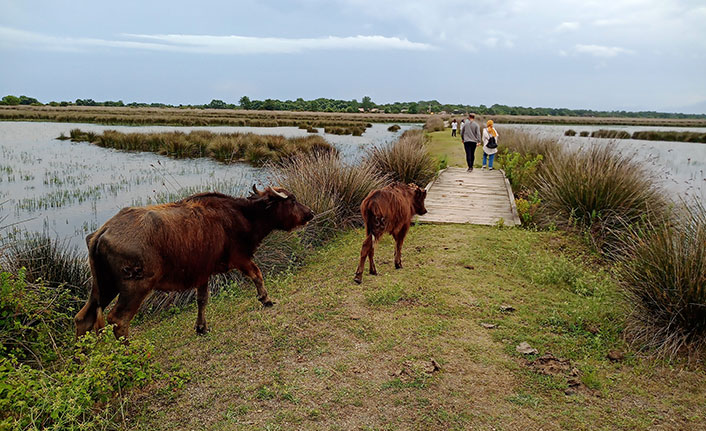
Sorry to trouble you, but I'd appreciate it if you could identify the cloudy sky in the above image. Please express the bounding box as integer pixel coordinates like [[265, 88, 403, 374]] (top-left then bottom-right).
[[1, 0, 705, 113]]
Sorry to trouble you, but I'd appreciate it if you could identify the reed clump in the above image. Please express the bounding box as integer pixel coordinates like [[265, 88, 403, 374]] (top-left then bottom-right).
[[65, 129, 335, 166], [423, 116, 445, 132], [271, 152, 388, 232], [564, 129, 577, 136], [631, 130, 706, 143], [616, 201, 706, 358], [365, 129, 437, 187], [590, 129, 631, 139], [534, 144, 667, 254]]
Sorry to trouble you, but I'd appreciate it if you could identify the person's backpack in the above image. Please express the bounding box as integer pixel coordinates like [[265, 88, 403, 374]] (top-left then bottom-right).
[[487, 136, 498, 149]]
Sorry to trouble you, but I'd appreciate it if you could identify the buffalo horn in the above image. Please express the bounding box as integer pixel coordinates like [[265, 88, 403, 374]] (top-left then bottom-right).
[[271, 189, 288, 199]]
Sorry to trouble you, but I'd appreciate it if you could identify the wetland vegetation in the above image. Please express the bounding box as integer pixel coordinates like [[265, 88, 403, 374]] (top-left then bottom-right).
[[563, 128, 706, 143], [65, 128, 335, 166]]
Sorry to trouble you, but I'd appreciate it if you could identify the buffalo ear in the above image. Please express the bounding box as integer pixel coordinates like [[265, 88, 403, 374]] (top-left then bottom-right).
[[252, 184, 260, 195]]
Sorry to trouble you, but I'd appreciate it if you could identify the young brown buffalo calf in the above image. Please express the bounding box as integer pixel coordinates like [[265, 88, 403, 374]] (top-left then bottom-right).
[[354, 183, 427, 284], [75, 186, 313, 339]]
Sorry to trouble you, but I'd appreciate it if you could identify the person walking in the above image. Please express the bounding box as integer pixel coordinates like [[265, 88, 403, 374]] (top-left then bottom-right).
[[481, 120, 499, 170], [460, 113, 481, 172], [451, 119, 458, 137]]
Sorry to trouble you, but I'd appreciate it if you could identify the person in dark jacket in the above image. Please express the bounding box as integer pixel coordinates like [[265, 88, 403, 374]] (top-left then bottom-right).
[[460, 113, 481, 172]]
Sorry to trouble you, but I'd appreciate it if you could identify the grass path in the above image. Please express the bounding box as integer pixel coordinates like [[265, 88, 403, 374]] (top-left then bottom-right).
[[426, 129, 482, 168], [129, 225, 705, 430]]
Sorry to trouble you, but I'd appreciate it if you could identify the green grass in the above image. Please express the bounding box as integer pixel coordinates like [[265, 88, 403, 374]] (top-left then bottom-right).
[[426, 129, 483, 168], [126, 225, 706, 430]]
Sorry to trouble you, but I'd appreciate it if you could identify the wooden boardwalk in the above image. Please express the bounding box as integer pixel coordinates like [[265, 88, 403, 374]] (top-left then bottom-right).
[[416, 167, 521, 226]]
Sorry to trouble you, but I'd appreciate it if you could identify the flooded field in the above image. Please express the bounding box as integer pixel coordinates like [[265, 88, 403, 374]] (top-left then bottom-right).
[[502, 124, 706, 202], [0, 122, 415, 247]]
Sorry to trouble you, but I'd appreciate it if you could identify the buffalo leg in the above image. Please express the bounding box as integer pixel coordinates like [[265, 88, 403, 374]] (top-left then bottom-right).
[[75, 281, 119, 338], [107, 288, 150, 339], [393, 225, 409, 269], [354, 235, 374, 284], [238, 259, 273, 307], [368, 236, 378, 275], [195, 283, 209, 335]]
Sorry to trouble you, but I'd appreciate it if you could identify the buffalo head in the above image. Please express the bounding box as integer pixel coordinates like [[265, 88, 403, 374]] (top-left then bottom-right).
[[409, 183, 428, 216], [251, 185, 314, 231]]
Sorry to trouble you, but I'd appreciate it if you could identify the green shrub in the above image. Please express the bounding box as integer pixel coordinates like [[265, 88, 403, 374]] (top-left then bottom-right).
[[497, 150, 544, 195], [0, 269, 76, 365], [366, 129, 437, 187], [515, 191, 541, 227], [0, 329, 157, 431], [617, 201, 706, 357], [534, 144, 667, 254]]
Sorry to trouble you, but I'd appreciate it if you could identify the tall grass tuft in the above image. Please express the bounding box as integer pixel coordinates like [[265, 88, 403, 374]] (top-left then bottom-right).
[[2, 233, 89, 295], [617, 201, 706, 358], [365, 129, 437, 187], [534, 144, 667, 253], [423, 116, 445, 132], [271, 152, 388, 233]]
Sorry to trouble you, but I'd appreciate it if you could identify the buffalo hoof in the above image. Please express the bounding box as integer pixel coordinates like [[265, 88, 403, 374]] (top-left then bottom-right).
[[395, 262, 402, 269], [353, 274, 362, 284], [262, 299, 274, 307], [195, 324, 208, 335], [369, 269, 377, 276]]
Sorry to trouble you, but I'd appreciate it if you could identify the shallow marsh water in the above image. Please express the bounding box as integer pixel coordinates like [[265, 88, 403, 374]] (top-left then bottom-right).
[[0, 122, 415, 247]]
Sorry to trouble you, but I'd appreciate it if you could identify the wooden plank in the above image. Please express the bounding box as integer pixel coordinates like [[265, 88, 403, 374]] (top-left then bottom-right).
[[416, 167, 520, 226]]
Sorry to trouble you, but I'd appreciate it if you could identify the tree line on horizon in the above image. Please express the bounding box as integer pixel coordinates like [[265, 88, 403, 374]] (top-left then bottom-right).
[[1, 94, 704, 119]]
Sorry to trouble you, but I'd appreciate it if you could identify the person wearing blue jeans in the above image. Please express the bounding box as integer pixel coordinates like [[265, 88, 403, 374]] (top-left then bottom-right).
[[482, 152, 495, 169], [481, 119, 499, 170]]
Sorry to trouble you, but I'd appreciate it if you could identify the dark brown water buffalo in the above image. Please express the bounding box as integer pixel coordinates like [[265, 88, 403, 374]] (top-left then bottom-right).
[[354, 183, 427, 284], [75, 186, 313, 339]]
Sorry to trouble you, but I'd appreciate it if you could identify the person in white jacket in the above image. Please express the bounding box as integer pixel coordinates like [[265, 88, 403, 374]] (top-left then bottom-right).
[[481, 119, 499, 170]]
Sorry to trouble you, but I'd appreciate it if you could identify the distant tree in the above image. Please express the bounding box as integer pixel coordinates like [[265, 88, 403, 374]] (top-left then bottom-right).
[[361, 96, 373, 110], [207, 99, 227, 109], [1, 95, 21, 105], [408, 102, 419, 114], [239, 96, 252, 110], [75, 98, 97, 106], [262, 99, 277, 110], [18, 95, 40, 105]]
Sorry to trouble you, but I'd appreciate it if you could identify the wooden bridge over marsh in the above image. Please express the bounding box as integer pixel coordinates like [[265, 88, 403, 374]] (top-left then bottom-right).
[[416, 167, 521, 226]]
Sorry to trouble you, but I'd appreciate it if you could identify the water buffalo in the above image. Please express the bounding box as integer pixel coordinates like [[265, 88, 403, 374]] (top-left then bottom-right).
[[354, 183, 427, 284], [75, 186, 313, 339]]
